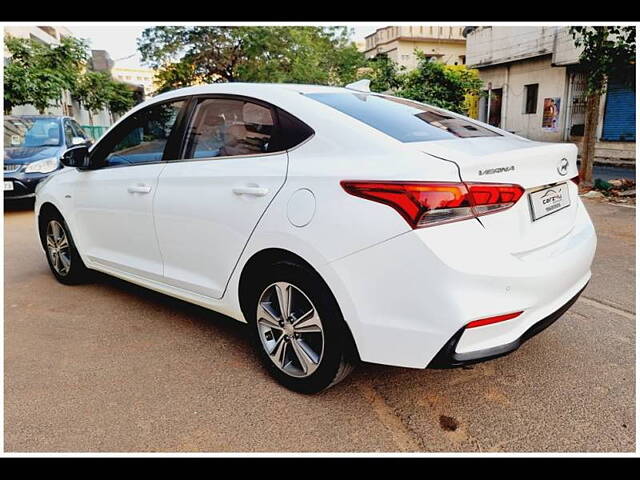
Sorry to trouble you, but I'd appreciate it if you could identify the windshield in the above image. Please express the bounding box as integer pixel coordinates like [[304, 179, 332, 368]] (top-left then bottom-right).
[[306, 93, 500, 143], [4, 117, 62, 148]]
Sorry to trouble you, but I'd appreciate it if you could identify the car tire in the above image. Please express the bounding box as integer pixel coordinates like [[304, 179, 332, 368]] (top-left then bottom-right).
[[39, 211, 91, 285], [247, 261, 355, 394]]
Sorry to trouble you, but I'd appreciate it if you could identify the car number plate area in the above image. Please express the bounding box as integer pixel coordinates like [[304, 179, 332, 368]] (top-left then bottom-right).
[[528, 182, 570, 221], [4, 181, 14, 191]]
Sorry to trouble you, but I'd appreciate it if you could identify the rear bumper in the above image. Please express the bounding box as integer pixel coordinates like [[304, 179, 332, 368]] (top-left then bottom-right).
[[428, 282, 587, 368], [326, 198, 597, 369]]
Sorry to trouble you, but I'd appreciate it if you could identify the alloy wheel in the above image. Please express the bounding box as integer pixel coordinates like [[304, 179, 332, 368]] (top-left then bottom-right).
[[46, 220, 71, 276], [256, 281, 325, 378]]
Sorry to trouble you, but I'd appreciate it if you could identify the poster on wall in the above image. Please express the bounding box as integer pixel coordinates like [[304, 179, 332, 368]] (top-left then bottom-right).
[[542, 97, 561, 131]]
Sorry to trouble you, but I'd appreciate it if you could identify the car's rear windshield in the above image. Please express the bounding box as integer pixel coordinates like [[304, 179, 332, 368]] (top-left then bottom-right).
[[306, 93, 500, 143]]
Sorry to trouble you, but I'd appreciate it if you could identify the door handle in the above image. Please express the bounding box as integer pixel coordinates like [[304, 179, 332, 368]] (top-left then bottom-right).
[[127, 184, 152, 194], [232, 186, 269, 197]]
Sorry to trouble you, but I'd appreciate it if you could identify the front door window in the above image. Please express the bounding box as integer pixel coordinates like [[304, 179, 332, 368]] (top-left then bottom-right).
[[99, 100, 184, 166]]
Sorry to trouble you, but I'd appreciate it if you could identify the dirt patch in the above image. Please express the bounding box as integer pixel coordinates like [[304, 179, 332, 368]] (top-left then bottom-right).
[[439, 415, 459, 432]]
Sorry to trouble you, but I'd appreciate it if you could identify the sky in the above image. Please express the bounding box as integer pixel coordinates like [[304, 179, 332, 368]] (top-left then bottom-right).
[[70, 24, 382, 70]]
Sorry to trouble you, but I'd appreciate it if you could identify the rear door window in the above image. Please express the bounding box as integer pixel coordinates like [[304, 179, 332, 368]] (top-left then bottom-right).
[[184, 98, 275, 159], [306, 92, 500, 143]]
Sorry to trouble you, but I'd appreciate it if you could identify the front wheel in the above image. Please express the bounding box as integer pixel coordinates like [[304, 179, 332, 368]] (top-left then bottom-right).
[[248, 262, 355, 394], [40, 212, 90, 285]]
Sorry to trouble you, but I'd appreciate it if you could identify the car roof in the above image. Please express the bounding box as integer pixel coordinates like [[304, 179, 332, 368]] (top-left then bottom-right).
[[5, 115, 67, 121], [147, 82, 353, 105]]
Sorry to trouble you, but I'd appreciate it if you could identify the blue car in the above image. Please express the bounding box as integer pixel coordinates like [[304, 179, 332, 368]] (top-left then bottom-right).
[[4, 115, 92, 200]]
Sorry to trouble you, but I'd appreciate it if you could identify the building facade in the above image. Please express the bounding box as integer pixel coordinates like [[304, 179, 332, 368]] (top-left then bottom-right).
[[465, 26, 635, 164], [364, 26, 467, 69], [111, 66, 157, 98]]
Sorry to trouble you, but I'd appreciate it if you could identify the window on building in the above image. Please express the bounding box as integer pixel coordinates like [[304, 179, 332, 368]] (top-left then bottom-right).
[[524, 84, 539, 114]]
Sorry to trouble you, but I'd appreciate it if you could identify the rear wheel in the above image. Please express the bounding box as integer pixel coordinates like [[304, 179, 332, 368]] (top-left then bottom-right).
[[248, 262, 354, 393], [40, 212, 90, 285]]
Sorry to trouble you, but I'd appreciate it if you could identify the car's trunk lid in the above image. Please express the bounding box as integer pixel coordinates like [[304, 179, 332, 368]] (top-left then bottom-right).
[[409, 136, 580, 254]]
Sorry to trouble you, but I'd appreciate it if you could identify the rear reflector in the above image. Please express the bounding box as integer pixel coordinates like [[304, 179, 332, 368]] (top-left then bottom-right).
[[341, 180, 524, 228], [466, 311, 523, 329]]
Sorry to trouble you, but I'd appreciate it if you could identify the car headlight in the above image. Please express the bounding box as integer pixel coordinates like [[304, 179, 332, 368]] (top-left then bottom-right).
[[24, 157, 59, 174]]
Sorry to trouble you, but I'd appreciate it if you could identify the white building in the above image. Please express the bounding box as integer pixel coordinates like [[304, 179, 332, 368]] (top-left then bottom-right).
[[465, 26, 635, 164], [364, 26, 467, 70], [111, 66, 157, 98]]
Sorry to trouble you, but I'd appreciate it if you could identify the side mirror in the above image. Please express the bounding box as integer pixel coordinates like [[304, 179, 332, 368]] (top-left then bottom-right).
[[60, 145, 90, 169], [71, 136, 87, 146]]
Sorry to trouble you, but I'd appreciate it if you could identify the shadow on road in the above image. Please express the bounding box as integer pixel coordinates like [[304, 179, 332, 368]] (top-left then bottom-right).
[[4, 198, 35, 212], [90, 269, 250, 342]]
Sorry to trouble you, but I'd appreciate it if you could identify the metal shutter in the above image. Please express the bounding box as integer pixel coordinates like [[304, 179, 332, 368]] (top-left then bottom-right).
[[602, 83, 636, 141]]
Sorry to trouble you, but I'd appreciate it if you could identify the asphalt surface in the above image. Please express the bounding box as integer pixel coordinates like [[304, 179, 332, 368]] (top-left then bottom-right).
[[4, 198, 635, 452], [592, 165, 635, 182]]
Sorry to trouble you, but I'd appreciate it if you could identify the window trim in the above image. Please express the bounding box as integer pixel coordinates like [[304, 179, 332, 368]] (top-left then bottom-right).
[[86, 96, 191, 170], [84, 93, 316, 170], [174, 94, 315, 164], [524, 83, 539, 115], [178, 94, 281, 162]]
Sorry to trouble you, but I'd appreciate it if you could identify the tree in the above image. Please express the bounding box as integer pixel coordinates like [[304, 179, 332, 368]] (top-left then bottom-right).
[[72, 72, 113, 125], [4, 36, 88, 114], [357, 53, 402, 93], [137, 26, 366, 91], [394, 51, 483, 114], [106, 81, 136, 120], [570, 26, 635, 186], [73, 71, 136, 124]]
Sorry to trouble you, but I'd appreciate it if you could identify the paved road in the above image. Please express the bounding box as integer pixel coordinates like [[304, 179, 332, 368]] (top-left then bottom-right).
[[4, 198, 635, 452], [592, 165, 635, 182]]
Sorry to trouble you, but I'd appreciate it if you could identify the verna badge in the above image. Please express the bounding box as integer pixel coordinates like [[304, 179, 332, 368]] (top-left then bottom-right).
[[557, 158, 569, 176]]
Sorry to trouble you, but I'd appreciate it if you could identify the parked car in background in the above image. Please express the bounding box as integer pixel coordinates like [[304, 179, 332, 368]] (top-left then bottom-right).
[[35, 82, 596, 393], [4, 116, 92, 200]]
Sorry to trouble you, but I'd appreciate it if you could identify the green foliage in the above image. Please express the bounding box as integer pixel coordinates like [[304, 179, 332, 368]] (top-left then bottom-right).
[[570, 26, 636, 94], [138, 26, 367, 91], [154, 62, 199, 94], [73, 71, 135, 120], [106, 80, 136, 117], [394, 51, 483, 114], [4, 34, 135, 120], [72, 71, 112, 115], [357, 53, 402, 93], [4, 36, 88, 114]]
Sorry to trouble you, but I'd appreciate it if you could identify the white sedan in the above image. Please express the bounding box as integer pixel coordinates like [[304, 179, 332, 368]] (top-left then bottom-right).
[[35, 81, 597, 393]]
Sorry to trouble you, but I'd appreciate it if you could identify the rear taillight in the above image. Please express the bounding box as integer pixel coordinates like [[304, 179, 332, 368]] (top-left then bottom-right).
[[341, 181, 524, 228]]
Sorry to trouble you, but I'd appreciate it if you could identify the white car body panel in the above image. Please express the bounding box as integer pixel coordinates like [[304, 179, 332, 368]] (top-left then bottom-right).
[[71, 164, 167, 280], [35, 82, 597, 370], [153, 152, 288, 299]]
